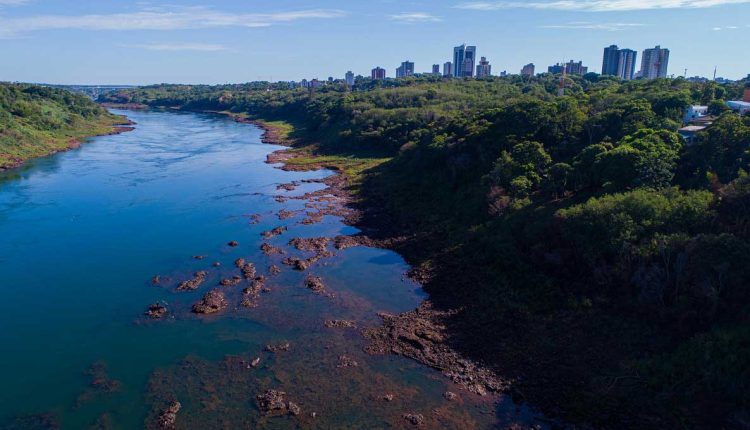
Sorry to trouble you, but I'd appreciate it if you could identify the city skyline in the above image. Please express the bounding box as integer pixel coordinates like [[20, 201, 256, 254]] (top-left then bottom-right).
[[0, 0, 748, 84]]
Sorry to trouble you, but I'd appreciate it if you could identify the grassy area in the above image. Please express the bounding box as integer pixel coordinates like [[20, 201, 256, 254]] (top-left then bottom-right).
[[0, 83, 124, 169]]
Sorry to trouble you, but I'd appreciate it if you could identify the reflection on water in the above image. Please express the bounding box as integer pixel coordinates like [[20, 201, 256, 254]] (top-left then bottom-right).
[[0, 110, 542, 429]]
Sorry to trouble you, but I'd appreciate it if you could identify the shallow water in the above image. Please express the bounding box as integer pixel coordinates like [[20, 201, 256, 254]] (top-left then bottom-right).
[[0, 110, 541, 429]]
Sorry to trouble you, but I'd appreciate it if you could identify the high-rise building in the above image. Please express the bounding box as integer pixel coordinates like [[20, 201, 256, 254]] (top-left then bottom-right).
[[602, 45, 620, 76], [453, 44, 476, 78], [476, 57, 491, 78], [617, 49, 637, 81], [548, 61, 588, 75], [640, 46, 670, 79], [432, 64, 441, 75], [345, 71, 354, 87], [443, 62, 453, 77], [548, 64, 564, 74], [566, 60, 588, 75], [602, 45, 638, 80], [521, 63, 535, 76], [371, 67, 386, 80], [396, 61, 415, 78]]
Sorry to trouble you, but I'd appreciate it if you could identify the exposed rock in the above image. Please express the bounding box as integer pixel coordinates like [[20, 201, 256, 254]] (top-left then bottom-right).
[[403, 413, 425, 426], [256, 390, 288, 416], [443, 391, 458, 401], [151, 275, 161, 285], [264, 342, 291, 353], [269, 264, 281, 276], [191, 290, 227, 314], [333, 235, 376, 250], [287, 402, 301, 416], [277, 209, 297, 220], [249, 214, 261, 225], [260, 243, 284, 255], [240, 279, 263, 308], [382, 394, 395, 402], [240, 263, 257, 280], [219, 275, 242, 287], [227, 241, 239, 247], [193, 255, 206, 260], [276, 182, 299, 192], [324, 319, 357, 329], [261, 226, 287, 239], [145, 303, 167, 319], [283, 256, 321, 271], [336, 355, 358, 368], [363, 301, 508, 396], [234, 258, 245, 268], [250, 357, 261, 368], [289, 237, 333, 257], [304, 275, 327, 294], [156, 401, 181, 429], [212, 262, 221, 267], [177, 271, 207, 291]]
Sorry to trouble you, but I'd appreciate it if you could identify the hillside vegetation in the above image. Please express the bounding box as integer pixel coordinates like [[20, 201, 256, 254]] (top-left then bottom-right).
[[0, 83, 123, 169], [102, 75, 750, 429]]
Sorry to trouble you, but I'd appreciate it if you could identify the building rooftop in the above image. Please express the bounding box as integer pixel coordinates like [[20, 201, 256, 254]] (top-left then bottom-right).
[[679, 126, 707, 132]]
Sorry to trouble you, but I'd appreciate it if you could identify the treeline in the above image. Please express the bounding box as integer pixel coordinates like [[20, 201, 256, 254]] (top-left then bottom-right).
[[0, 83, 121, 169], [102, 75, 750, 428]]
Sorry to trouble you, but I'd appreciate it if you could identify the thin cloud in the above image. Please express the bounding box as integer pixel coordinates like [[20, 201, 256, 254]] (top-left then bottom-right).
[[455, 0, 750, 11], [712, 25, 740, 30], [120, 43, 230, 52], [541, 21, 644, 31], [0, 6, 347, 38], [390, 12, 442, 22]]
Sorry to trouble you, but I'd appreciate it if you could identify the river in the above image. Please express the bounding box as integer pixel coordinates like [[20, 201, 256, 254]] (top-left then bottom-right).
[[0, 110, 541, 429]]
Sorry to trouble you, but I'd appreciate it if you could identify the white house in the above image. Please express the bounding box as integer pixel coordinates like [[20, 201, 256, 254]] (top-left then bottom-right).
[[684, 105, 708, 124]]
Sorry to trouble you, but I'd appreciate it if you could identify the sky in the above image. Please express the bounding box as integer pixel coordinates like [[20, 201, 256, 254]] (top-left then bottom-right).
[[0, 0, 748, 85]]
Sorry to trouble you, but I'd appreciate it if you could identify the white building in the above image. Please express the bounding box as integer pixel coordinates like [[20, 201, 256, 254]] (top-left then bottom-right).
[[727, 100, 750, 115], [684, 105, 709, 124], [639, 45, 670, 80]]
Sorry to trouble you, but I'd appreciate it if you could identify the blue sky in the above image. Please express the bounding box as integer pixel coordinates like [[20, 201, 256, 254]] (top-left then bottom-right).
[[0, 0, 748, 84]]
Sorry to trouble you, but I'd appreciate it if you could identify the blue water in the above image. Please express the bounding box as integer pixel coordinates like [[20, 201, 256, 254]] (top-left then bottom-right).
[[0, 110, 537, 429]]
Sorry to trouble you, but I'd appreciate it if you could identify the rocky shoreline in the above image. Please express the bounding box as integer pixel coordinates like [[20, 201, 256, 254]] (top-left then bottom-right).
[[251, 120, 514, 408]]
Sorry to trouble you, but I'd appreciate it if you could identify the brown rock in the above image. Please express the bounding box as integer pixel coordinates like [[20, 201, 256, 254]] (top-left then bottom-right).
[[265, 342, 291, 353], [145, 303, 167, 319], [261, 226, 287, 239], [151, 275, 161, 285], [403, 413, 425, 426], [191, 289, 227, 314], [177, 271, 207, 291], [227, 241, 239, 247], [337, 355, 358, 368], [219, 275, 242, 287], [260, 243, 284, 255], [156, 401, 181, 429], [304, 275, 326, 294], [443, 391, 458, 401], [324, 319, 357, 329], [269, 265, 281, 276]]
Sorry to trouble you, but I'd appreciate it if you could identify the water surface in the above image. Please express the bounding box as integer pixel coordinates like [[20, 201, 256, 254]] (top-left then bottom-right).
[[0, 110, 539, 429]]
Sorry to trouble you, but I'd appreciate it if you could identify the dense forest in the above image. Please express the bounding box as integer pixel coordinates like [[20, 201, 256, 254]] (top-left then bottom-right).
[[0, 83, 123, 169], [102, 74, 750, 429]]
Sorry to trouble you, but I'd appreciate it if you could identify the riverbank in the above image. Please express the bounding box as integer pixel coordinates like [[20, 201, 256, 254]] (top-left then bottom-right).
[[0, 117, 134, 171], [219, 113, 532, 417], [0, 84, 135, 171]]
